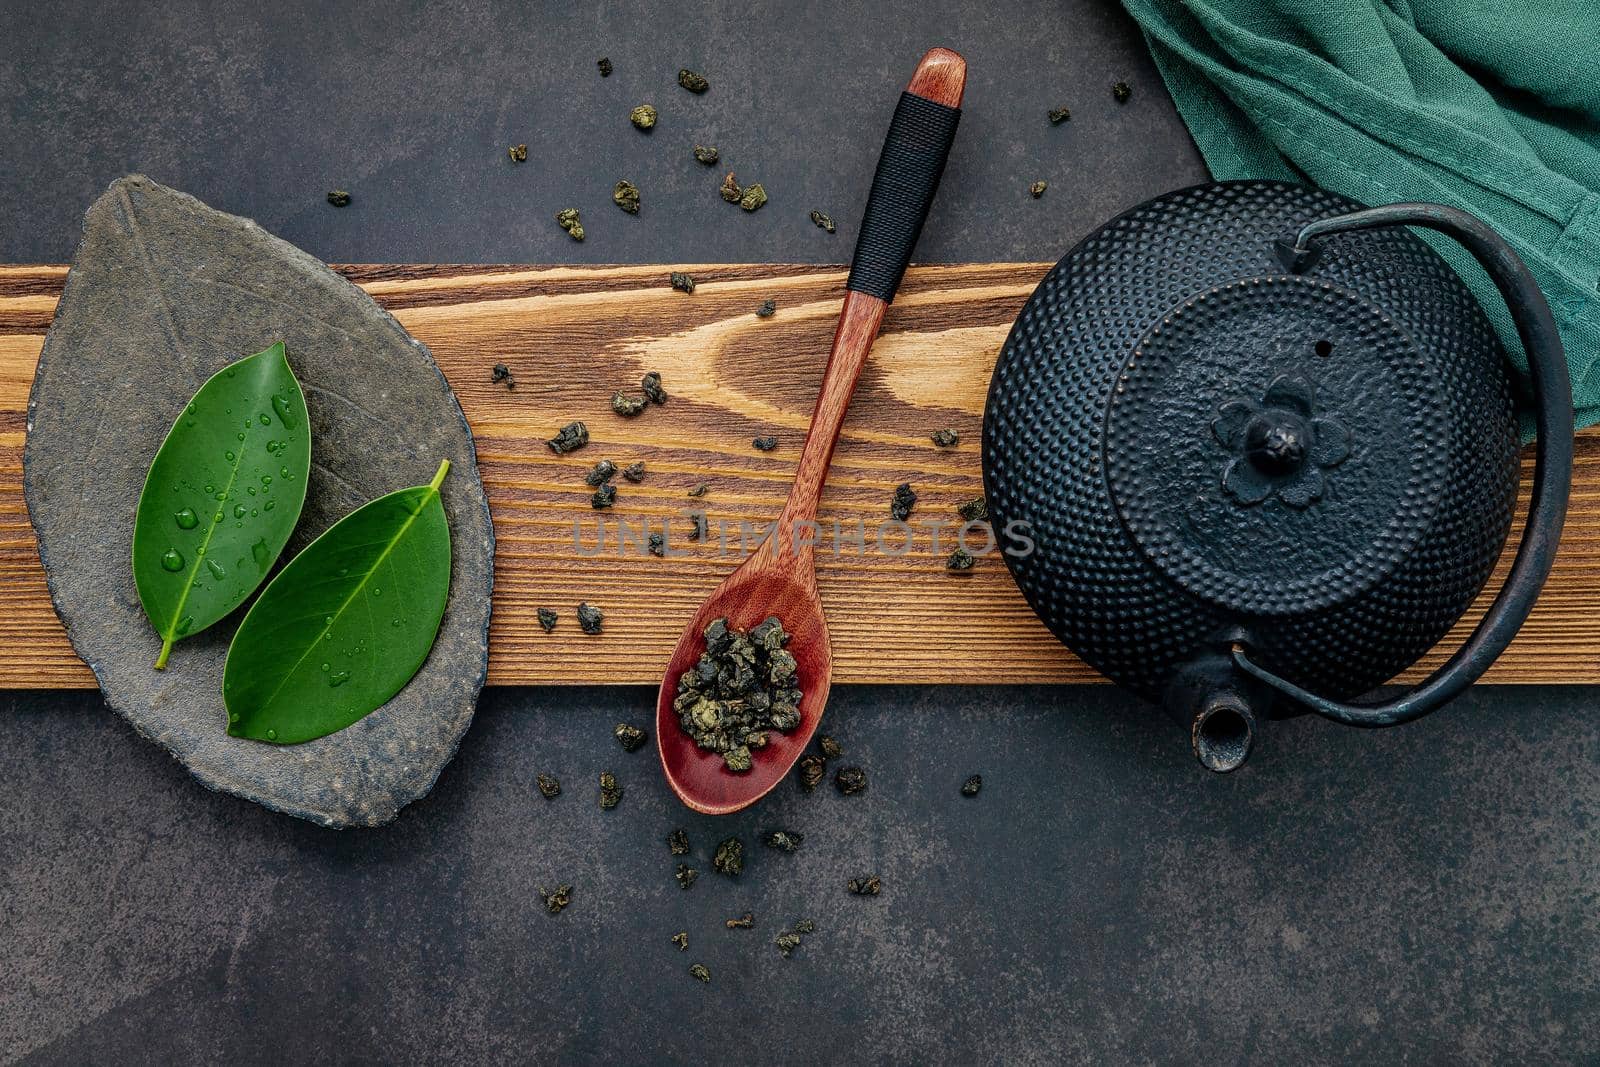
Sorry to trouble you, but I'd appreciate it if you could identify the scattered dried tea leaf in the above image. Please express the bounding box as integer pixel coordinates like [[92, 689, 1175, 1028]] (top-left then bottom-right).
[[689, 963, 711, 983], [775, 920, 815, 958], [1030, 180, 1048, 199], [599, 770, 622, 809], [1112, 81, 1132, 103], [547, 420, 589, 453], [947, 548, 976, 573], [686, 511, 708, 541], [673, 616, 801, 771], [623, 461, 646, 482], [756, 299, 776, 318], [795, 919, 815, 934], [739, 183, 767, 212], [675, 863, 699, 889], [847, 875, 881, 896], [491, 362, 515, 389], [890, 483, 917, 521], [678, 69, 709, 93], [762, 829, 804, 852], [712, 836, 744, 876], [612, 391, 647, 417], [687, 482, 709, 497], [670, 271, 696, 294], [509, 143, 528, 163], [591, 483, 617, 509], [753, 435, 778, 452], [614, 723, 647, 751], [578, 602, 604, 634], [931, 428, 959, 447], [668, 828, 690, 855], [536, 773, 561, 798], [648, 533, 665, 557], [555, 207, 585, 241], [597, 57, 613, 76], [834, 766, 867, 795], [630, 104, 657, 130], [693, 144, 719, 165], [957, 496, 988, 522], [725, 913, 754, 929], [797, 754, 827, 790], [720, 172, 742, 203], [585, 459, 619, 486], [809, 209, 836, 233], [817, 735, 842, 760], [537, 608, 558, 632], [961, 773, 982, 796], [641, 371, 668, 405], [540, 884, 573, 914], [327, 190, 351, 207], [1049, 106, 1071, 124], [613, 179, 641, 214], [672, 931, 689, 951]]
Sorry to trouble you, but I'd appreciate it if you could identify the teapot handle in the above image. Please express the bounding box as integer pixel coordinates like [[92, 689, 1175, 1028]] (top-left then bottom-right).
[[1233, 202, 1572, 727]]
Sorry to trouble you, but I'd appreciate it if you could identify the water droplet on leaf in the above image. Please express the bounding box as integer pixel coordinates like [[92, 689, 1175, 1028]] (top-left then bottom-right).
[[206, 559, 226, 580], [174, 507, 198, 530], [160, 549, 184, 572]]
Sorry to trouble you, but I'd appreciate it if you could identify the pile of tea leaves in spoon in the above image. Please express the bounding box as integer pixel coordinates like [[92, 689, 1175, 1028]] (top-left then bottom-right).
[[672, 616, 802, 771]]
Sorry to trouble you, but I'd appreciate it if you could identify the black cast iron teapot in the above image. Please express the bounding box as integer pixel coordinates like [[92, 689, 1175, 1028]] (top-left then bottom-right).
[[983, 181, 1572, 771]]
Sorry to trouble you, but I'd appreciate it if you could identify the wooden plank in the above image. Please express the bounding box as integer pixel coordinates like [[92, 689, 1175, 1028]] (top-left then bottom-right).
[[2, 262, 1597, 688]]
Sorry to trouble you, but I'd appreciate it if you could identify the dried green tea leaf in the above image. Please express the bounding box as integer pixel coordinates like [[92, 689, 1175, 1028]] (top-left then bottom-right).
[[537, 773, 561, 798], [1112, 81, 1132, 103], [797, 754, 826, 790], [673, 615, 802, 770], [670, 271, 696, 294], [678, 69, 709, 93], [817, 735, 842, 760], [961, 773, 982, 796], [686, 511, 707, 541], [756, 300, 776, 318], [630, 104, 657, 130], [537, 607, 558, 632], [847, 875, 881, 896], [597, 57, 612, 76], [753, 435, 778, 452], [614, 723, 647, 751], [689, 963, 711, 983], [947, 548, 975, 573], [725, 913, 754, 928], [809, 210, 835, 233], [612, 392, 647, 417], [693, 145, 719, 165], [509, 144, 528, 163], [641, 372, 667, 405], [555, 208, 585, 241], [834, 766, 867, 795], [133, 342, 311, 668], [613, 179, 640, 214], [739, 183, 767, 212], [327, 190, 351, 207], [712, 836, 744, 876], [776, 920, 815, 957], [540, 884, 572, 914], [591, 484, 616, 509], [1048, 107, 1071, 124], [223, 461, 452, 744], [675, 863, 699, 889], [720, 172, 742, 203], [687, 482, 709, 497], [672, 931, 689, 951], [622, 461, 646, 482], [762, 829, 804, 852], [957, 497, 988, 522], [667, 828, 690, 855], [648, 533, 665, 557], [491, 362, 515, 389], [585, 459, 618, 486], [599, 770, 622, 809], [578, 602, 604, 634], [931, 428, 959, 447], [546, 420, 589, 453], [890, 483, 916, 521], [1030, 180, 1048, 199]]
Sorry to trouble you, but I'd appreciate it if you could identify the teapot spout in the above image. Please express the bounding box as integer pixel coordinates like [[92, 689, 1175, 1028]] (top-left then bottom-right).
[[1164, 648, 1265, 773]]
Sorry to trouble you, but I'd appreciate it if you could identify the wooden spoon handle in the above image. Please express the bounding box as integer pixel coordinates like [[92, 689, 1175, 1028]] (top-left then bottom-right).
[[773, 47, 966, 556]]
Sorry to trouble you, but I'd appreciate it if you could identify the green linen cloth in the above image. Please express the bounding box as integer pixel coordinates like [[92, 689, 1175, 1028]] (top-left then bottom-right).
[[1121, 0, 1600, 434]]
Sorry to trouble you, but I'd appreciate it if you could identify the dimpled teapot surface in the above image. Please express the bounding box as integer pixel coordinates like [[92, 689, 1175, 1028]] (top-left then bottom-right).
[[983, 181, 1571, 771]]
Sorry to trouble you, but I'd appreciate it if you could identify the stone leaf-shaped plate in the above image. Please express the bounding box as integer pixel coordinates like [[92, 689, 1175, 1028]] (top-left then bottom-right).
[[23, 176, 495, 828]]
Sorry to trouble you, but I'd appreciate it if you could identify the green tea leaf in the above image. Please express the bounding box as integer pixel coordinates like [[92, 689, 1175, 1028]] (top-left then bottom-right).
[[223, 460, 454, 744], [132, 342, 310, 669]]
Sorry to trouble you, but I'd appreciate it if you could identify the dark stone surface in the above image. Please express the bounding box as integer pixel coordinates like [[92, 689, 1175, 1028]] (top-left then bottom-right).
[[2, 0, 1594, 1063]]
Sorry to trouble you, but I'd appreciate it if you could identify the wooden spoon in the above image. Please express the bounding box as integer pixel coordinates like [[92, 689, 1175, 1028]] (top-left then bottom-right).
[[656, 47, 967, 814]]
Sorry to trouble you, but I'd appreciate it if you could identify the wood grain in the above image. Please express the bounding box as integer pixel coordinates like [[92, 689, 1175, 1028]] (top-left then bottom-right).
[[2, 262, 1598, 688]]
